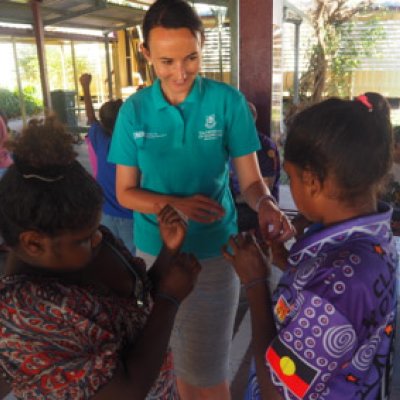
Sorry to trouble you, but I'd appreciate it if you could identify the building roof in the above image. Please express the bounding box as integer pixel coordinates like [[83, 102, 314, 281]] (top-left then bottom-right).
[[0, 0, 228, 33]]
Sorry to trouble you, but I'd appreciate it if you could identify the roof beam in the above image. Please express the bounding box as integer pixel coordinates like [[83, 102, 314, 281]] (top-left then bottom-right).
[[44, 1, 107, 26]]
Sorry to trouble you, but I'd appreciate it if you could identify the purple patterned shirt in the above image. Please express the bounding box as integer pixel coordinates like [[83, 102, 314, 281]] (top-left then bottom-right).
[[246, 203, 398, 400]]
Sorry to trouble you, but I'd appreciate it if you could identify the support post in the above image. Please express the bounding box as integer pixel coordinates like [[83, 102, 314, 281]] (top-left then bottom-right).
[[12, 37, 27, 127], [105, 33, 113, 100], [71, 41, 81, 122], [31, 0, 51, 111], [293, 21, 301, 105], [239, 0, 273, 135], [228, 0, 239, 87]]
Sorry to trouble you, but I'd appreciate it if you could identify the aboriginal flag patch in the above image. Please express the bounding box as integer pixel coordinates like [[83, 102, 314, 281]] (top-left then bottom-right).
[[266, 337, 319, 398]]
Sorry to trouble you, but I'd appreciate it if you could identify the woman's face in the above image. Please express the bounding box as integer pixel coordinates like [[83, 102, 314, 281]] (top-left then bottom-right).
[[41, 219, 103, 272], [143, 27, 202, 104], [284, 161, 319, 222]]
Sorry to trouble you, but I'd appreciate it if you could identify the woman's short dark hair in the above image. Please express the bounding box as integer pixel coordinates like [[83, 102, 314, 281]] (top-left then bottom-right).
[[0, 117, 103, 247], [284, 92, 393, 202], [142, 0, 204, 49]]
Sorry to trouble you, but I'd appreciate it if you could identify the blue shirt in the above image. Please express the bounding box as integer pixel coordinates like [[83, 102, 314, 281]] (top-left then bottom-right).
[[88, 121, 132, 219], [109, 76, 260, 258]]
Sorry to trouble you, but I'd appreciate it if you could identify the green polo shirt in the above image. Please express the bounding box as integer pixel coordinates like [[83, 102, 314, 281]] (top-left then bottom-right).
[[108, 76, 259, 259]]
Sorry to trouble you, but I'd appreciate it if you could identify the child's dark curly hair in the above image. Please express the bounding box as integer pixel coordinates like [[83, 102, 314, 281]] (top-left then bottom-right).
[[0, 117, 103, 247]]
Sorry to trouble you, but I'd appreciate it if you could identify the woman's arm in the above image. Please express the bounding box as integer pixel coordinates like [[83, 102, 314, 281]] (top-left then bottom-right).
[[0, 376, 11, 398], [246, 283, 283, 399], [233, 154, 294, 241], [93, 253, 201, 399], [148, 204, 187, 287], [116, 165, 225, 223], [92, 298, 178, 399], [223, 233, 282, 399]]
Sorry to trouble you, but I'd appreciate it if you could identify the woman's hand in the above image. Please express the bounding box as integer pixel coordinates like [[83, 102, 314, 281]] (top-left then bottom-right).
[[171, 194, 225, 224], [223, 232, 270, 285], [158, 204, 188, 253], [158, 253, 201, 302], [258, 199, 295, 242]]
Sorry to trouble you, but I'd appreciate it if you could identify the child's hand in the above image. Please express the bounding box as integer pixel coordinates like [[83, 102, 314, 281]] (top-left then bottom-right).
[[223, 232, 270, 285], [158, 204, 188, 253], [79, 73, 92, 88], [158, 253, 201, 302], [269, 240, 289, 271]]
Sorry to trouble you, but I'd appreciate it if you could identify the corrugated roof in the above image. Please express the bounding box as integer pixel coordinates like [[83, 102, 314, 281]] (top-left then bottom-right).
[[0, 0, 147, 32], [0, 0, 228, 32]]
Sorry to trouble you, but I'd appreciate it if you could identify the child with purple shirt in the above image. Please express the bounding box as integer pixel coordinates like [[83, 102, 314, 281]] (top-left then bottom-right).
[[224, 93, 397, 400]]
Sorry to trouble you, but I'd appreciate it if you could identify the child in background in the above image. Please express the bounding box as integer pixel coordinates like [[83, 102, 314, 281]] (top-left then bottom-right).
[[230, 101, 281, 233], [224, 93, 397, 399], [0, 114, 13, 178], [0, 113, 13, 254], [381, 126, 400, 234], [79, 73, 135, 254], [0, 117, 200, 399]]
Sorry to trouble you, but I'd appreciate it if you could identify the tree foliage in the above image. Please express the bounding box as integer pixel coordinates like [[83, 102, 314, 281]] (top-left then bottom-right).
[[299, 0, 385, 103], [0, 87, 42, 119]]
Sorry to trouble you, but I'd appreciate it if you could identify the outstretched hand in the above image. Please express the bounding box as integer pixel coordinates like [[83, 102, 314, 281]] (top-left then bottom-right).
[[158, 204, 188, 253], [171, 194, 225, 224], [158, 253, 201, 302], [223, 232, 270, 285]]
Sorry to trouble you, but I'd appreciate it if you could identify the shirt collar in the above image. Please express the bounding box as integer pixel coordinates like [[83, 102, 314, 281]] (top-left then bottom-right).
[[151, 76, 203, 110], [288, 202, 393, 267]]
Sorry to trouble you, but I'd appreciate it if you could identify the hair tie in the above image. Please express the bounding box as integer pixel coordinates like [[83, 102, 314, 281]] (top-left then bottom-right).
[[22, 174, 64, 183], [355, 94, 373, 112]]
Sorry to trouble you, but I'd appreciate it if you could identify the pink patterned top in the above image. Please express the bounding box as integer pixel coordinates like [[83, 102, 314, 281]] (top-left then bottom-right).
[[0, 229, 178, 399]]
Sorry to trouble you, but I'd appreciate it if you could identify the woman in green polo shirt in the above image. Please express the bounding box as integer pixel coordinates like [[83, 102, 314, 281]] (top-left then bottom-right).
[[108, 1, 294, 399]]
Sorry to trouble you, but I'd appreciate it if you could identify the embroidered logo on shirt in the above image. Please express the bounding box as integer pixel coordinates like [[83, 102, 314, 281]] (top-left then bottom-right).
[[133, 131, 167, 140], [205, 114, 216, 129], [266, 337, 320, 399], [275, 295, 291, 323], [198, 130, 223, 141]]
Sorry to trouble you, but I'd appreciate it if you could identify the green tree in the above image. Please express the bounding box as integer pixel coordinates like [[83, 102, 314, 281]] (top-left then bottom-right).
[[299, 0, 385, 102]]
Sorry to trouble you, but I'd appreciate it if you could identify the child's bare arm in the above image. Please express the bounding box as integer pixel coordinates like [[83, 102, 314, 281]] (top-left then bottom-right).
[[79, 73, 96, 125], [223, 233, 282, 399]]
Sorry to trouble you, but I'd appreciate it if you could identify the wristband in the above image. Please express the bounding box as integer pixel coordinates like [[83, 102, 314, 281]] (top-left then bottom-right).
[[155, 292, 181, 308], [255, 194, 277, 213], [243, 277, 268, 291]]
